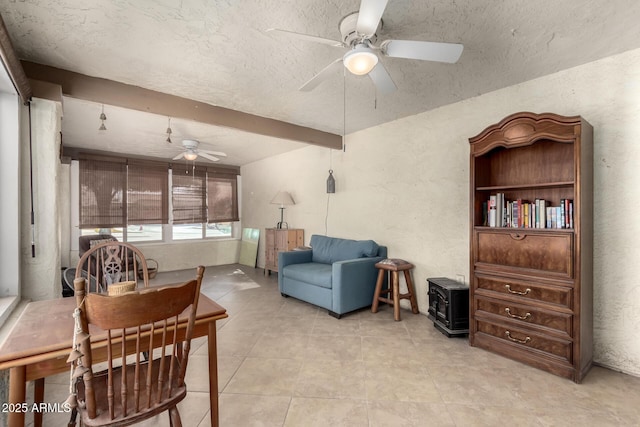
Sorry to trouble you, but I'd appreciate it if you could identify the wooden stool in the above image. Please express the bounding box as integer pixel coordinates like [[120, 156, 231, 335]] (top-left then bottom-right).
[[371, 259, 419, 321]]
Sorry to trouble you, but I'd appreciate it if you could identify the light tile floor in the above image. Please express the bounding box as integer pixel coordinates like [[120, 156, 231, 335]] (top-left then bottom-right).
[[22, 264, 640, 425]]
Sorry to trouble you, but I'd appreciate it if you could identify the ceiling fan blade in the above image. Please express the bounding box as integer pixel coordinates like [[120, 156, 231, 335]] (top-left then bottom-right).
[[356, 0, 388, 37], [382, 40, 463, 63], [198, 152, 220, 162], [368, 61, 397, 94], [299, 58, 343, 92], [266, 28, 344, 47], [200, 149, 227, 157], [172, 153, 185, 161]]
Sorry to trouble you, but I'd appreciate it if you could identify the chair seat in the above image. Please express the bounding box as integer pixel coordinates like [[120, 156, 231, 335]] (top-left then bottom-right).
[[77, 356, 187, 427]]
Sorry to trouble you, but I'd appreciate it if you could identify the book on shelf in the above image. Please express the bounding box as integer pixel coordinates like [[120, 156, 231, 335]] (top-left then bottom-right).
[[489, 195, 497, 227], [484, 195, 574, 229], [482, 201, 488, 226], [569, 200, 574, 229]]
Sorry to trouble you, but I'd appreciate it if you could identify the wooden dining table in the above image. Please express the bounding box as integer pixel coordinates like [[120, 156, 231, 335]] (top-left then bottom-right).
[[0, 292, 228, 427]]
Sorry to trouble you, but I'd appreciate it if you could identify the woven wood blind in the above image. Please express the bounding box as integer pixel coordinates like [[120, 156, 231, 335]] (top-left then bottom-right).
[[127, 159, 169, 224], [79, 156, 126, 228], [171, 164, 207, 224], [207, 169, 239, 222]]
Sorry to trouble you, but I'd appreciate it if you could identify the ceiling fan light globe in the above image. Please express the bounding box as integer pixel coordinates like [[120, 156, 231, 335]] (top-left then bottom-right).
[[343, 44, 378, 75], [184, 151, 198, 161]]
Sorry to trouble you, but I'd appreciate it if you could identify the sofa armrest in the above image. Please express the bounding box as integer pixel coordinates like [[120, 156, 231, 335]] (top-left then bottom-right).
[[331, 256, 385, 314], [278, 250, 313, 291], [279, 250, 312, 270]]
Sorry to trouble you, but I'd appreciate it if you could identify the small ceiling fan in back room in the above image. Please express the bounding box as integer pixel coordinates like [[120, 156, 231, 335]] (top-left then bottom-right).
[[172, 139, 227, 162], [267, 0, 463, 94]]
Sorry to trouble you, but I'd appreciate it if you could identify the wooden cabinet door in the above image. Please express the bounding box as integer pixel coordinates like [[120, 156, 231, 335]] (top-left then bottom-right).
[[264, 228, 304, 275]]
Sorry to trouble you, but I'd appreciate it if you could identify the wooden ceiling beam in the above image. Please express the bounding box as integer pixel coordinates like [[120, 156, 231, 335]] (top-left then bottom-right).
[[22, 61, 342, 149]]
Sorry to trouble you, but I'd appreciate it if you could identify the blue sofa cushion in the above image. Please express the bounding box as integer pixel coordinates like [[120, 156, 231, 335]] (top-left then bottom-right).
[[283, 263, 333, 289], [310, 235, 380, 264]]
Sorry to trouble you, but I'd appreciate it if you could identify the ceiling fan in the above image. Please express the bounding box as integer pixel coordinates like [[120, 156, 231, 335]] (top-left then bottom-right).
[[172, 139, 227, 162], [267, 0, 463, 94]]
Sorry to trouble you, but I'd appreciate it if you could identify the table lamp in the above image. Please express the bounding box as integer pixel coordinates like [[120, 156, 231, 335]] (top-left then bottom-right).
[[271, 191, 295, 229]]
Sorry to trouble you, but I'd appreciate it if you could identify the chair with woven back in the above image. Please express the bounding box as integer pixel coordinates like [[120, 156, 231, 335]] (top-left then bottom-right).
[[76, 240, 151, 294], [69, 265, 205, 427]]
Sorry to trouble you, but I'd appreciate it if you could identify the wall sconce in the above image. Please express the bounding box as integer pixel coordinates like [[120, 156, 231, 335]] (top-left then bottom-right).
[[326, 170, 335, 193], [271, 191, 295, 229], [98, 104, 107, 131]]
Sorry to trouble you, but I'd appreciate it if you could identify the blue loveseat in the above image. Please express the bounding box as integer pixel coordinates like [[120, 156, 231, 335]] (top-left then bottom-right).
[[278, 234, 387, 318]]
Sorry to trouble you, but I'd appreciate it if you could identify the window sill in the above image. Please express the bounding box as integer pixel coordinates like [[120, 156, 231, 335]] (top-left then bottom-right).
[[0, 296, 23, 341]]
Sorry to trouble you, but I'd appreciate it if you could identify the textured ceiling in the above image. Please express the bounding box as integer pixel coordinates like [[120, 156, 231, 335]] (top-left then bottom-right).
[[2, 0, 640, 165]]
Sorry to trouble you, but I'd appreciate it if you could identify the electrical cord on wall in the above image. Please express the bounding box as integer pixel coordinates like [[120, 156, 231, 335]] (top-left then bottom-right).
[[324, 192, 331, 236], [325, 147, 332, 236], [325, 67, 347, 236], [28, 101, 36, 258]]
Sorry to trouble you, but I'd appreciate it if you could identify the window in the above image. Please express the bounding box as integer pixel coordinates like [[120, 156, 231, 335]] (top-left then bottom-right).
[[171, 165, 239, 240], [206, 222, 233, 238], [79, 156, 169, 242], [78, 155, 240, 242]]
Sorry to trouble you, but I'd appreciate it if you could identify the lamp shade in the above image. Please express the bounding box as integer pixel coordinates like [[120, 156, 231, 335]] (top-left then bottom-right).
[[271, 191, 295, 207]]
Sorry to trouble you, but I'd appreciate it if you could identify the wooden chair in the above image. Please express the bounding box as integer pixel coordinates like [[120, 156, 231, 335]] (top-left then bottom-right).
[[76, 241, 150, 293], [70, 265, 205, 427]]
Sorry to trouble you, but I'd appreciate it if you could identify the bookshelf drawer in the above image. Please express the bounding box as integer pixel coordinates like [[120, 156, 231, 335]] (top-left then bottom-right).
[[475, 318, 573, 364], [475, 296, 572, 337], [474, 274, 572, 309], [475, 230, 573, 279]]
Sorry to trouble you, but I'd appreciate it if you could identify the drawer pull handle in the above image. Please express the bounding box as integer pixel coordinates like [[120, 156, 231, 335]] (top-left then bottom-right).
[[505, 285, 531, 295], [505, 308, 532, 320], [510, 233, 526, 240], [505, 331, 531, 344]]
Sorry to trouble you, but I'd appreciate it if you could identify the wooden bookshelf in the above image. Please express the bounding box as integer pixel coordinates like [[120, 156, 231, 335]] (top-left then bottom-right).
[[469, 112, 593, 383]]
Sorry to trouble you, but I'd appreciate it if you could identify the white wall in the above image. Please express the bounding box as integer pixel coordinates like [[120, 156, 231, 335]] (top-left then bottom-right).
[[241, 47, 640, 377], [20, 99, 63, 301], [133, 239, 240, 271]]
